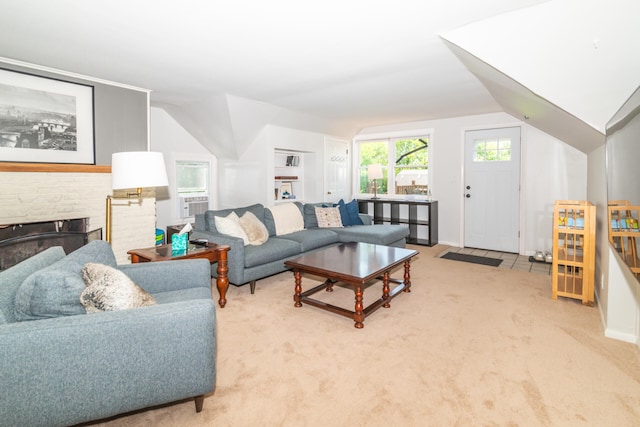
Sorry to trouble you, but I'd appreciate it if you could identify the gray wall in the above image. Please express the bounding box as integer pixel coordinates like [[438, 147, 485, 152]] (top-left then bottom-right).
[[0, 62, 147, 164]]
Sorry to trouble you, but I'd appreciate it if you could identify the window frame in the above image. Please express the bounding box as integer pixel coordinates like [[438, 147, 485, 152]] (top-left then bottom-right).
[[353, 129, 432, 199]]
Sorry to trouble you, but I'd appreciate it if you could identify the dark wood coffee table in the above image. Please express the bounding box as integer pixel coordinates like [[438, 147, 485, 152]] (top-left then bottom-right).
[[284, 242, 418, 328], [128, 243, 230, 308]]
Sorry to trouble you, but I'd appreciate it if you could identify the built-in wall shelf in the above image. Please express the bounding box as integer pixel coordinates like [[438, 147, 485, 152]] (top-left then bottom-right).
[[274, 149, 306, 203]]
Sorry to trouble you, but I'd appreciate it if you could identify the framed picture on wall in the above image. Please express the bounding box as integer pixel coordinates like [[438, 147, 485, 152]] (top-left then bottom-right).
[[0, 68, 95, 165], [280, 182, 292, 199]]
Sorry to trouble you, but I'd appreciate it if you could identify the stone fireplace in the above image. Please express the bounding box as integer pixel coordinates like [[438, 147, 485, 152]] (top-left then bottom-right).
[[0, 165, 158, 264]]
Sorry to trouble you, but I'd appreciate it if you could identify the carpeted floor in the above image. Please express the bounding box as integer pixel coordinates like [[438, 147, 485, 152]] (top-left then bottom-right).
[[86, 244, 640, 427]]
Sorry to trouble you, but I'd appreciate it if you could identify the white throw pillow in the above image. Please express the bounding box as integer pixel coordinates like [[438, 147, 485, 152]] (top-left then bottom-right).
[[239, 211, 269, 245], [80, 263, 156, 313], [315, 206, 344, 228], [215, 211, 250, 245], [268, 203, 305, 236]]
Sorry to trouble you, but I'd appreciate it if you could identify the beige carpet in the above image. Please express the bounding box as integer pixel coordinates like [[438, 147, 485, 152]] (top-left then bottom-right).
[[89, 244, 640, 427]]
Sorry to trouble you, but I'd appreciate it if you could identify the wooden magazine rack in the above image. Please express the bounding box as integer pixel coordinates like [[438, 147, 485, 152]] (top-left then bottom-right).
[[551, 200, 596, 306], [608, 200, 640, 277]]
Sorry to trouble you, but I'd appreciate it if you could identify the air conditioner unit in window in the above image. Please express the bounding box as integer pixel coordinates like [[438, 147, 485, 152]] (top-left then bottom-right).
[[179, 195, 209, 218]]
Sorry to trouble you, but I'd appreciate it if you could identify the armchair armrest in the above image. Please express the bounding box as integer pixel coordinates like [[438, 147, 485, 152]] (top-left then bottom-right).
[[119, 258, 211, 294]]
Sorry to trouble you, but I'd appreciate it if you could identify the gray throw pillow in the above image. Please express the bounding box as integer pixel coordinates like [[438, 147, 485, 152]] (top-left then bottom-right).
[[80, 263, 156, 313], [14, 241, 117, 321]]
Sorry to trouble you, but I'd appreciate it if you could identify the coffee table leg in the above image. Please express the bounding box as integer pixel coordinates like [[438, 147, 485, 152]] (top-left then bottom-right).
[[215, 248, 229, 308], [293, 269, 302, 307], [354, 284, 364, 328], [403, 260, 412, 293], [323, 278, 335, 292], [382, 271, 391, 308]]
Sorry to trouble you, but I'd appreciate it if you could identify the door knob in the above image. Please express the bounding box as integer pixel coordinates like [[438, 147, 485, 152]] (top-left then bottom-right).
[[466, 194, 471, 198], [466, 185, 471, 190]]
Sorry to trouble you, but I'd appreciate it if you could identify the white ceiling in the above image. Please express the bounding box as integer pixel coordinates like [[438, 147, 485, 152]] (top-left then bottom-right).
[[0, 0, 549, 131]]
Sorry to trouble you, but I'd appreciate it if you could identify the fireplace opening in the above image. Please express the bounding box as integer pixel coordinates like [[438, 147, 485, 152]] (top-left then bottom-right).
[[0, 218, 102, 270]]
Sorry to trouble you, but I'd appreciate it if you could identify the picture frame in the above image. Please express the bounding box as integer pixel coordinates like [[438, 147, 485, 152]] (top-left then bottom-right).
[[0, 68, 95, 165], [280, 182, 292, 199]]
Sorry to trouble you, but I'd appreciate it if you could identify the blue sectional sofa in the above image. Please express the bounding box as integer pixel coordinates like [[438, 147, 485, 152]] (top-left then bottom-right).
[[0, 240, 216, 427], [192, 201, 410, 294]]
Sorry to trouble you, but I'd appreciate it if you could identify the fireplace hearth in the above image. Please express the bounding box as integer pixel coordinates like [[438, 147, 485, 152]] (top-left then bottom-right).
[[0, 218, 102, 270]]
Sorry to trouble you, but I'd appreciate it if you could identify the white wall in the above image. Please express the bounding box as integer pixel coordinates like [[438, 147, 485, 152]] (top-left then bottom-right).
[[523, 126, 587, 254], [588, 120, 640, 346], [358, 112, 588, 254], [607, 248, 640, 344], [217, 124, 327, 209], [149, 107, 218, 232]]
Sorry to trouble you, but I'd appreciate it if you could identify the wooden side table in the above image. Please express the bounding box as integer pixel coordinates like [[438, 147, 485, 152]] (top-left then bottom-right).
[[128, 243, 231, 308]]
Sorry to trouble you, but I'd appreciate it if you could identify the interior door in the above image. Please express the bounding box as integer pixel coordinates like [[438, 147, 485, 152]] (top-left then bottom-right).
[[464, 127, 521, 252], [324, 137, 350, 203]]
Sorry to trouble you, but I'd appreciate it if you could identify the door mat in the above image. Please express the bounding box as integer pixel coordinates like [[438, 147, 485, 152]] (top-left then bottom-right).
[[440, 252, 503, 267]]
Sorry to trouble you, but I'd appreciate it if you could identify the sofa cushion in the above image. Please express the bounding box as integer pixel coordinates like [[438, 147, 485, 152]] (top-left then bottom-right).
[[277, 228, 340, 252], [0, 246, 66, 324], [265, 203, 305, 236], [14, 240, 117, 321], [335, 224, 410, 246], [244, 237, 301, 268], [315, 206, 343, 228], [239, 211, 269, 245], [215, 211, 250, 245], [204, 203, 265, 234], [80, 262, 156, 313]]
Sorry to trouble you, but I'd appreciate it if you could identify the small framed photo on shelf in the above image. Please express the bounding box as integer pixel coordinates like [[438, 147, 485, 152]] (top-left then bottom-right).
[[280, 182, 292, 199]]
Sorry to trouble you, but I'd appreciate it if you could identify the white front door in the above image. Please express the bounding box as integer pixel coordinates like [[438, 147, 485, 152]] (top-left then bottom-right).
[[464, 127, 521, 252], [324, 137, 350, 203]]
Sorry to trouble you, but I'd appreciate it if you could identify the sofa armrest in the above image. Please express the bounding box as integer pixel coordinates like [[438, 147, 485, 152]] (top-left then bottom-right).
[[190, 230, 246, 285], [119, 258, 211, 294], [359, 213, 373, 225], [0, 300, 216, 427]]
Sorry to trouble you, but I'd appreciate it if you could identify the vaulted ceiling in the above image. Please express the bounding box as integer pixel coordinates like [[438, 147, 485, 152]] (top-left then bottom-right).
[[0, 0, 638, 158]]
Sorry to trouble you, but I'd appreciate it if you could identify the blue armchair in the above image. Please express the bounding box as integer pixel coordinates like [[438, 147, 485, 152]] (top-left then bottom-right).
[[0, 241, 216, 427]]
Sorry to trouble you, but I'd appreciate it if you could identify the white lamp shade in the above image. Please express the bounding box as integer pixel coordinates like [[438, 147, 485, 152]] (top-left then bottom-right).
[[367, 164, 384, 180], [111, 151, 169, 190]]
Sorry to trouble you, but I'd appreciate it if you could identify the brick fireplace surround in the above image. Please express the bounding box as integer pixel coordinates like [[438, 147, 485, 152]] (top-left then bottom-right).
[[0, 163, 158, 264]]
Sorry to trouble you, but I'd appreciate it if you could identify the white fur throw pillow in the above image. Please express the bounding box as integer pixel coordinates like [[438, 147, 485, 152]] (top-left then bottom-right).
[[215, 211, 250, 245], [315, 206, 344, 228], [80, 263, 156, 313], [239, 211, 269, 245]]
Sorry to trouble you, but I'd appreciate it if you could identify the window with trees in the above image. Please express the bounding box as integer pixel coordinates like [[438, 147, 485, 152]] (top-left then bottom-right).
[[357, 136, 429, 197]]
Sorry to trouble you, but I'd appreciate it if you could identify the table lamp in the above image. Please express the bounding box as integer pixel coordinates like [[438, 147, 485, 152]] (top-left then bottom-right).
[[367, 164, 383, 199], [106, 151, 169, 243]]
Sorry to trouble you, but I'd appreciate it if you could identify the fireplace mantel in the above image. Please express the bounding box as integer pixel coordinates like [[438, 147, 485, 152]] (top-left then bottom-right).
[[0, 163, 111, 173]]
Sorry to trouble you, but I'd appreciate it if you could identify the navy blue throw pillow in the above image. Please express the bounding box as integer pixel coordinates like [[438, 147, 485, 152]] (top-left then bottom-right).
[[345, 199, 364, 226], [334, 199, 351, 226]]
